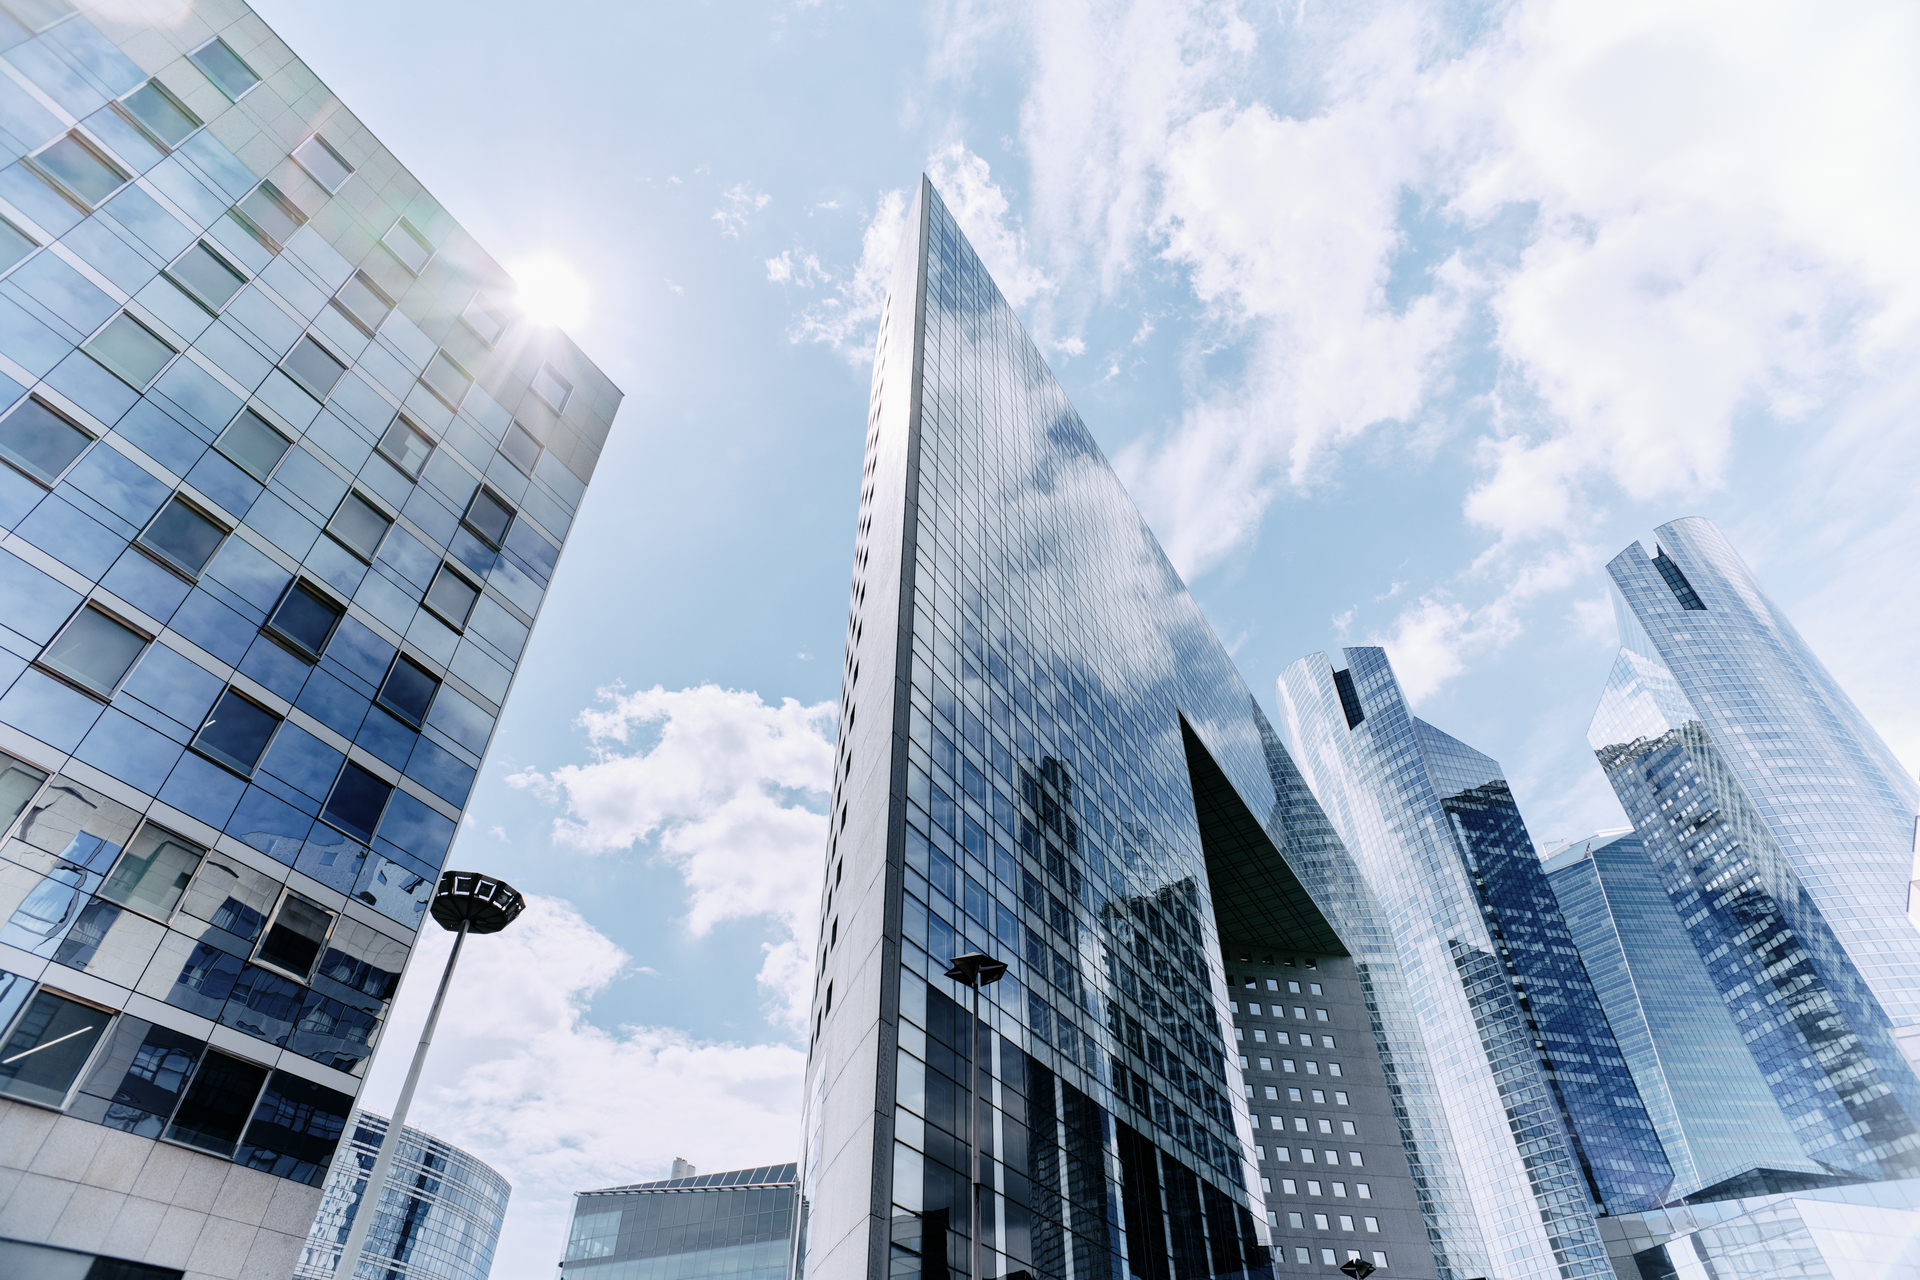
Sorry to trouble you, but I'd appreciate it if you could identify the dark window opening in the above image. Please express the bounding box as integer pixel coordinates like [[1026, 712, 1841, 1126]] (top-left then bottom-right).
[[256, 894, 332, 979], [461, 487, 514, 549], [322, 763, 392, 843], [140, 495, 227, 577], [377, 656, 439, 728], [265, 581, 343, 660], [1331, 668, 1365, 729], [191, 689, 279, 775], [165, 1050, 268, 1157], [1652, 549, 1707, 610]]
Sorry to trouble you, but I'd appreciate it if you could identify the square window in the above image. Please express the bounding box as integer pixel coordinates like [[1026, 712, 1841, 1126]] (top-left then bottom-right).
[[1289, 1087, 1302, 1101], [322, 762, 391, 842], [0, 397, 91, 485], [1357, 1183, 1371, 1199], [1316, 1008, 1328, 1020], [501, 420, 541, 473], [421, 350, 471, 408], [265, 581, 344, 660], [1306, 1180, 1320, 1195], [1294, 1249, 1309, 1265], [378, 656, 439, 728], [1318, 1118, 1332, 1134], [1265, 978, 1277, 991], [1263, 1086, 1277, 1100], [1342, 1120, 1355, 1135], [1257, 1056, 1272, 1072], [192, 688, 280, 775], [1332, 1182, 1346, 1197], [1294, 1116, 1307, 1132], [166, 1051, 267, 1157], [1372, 1254, 1386, 1268], [1248, 1002, 1261, 1015], [378, 417, 433, 479], [532, 362, 572, 413], [32, 132, 127, 208], [1347, 1151, 1363, 1167], [119, 79, 199, 149], [256, 892, 333, 979], [0, 989, 110, 1106], [168, 241, 246, 312], [1311, 1089, 1325, 1103], [1328, 1062, 1341, 1077], [234, 180, 306, 251], [102, 823, 204, 920], [1320, 1250, 1335, 1267], [85, 313, 176, 389], [461, 296, 507, 345], [382, 218, 432, 274], [1335, 1091, 1348, 1105], [424, 564, 479, 630], [1282, 1059, 1295, 1072], [215, 408, 290, 482], [1281, 1178, 1296, 1194], [1338, 1216, 1353, 1232], [1289, 981, 1300, 993], [40, 605, 147, 697], [1313, 1214, 1328, 1230], [327, 492, 391, 561], [291, 134, 353, 193], [334, 270, 393, 335], [1253, 1029, 1266, 1043], [1365, 1218, 1378, 1233], [189, 37, 260, 99], [1288, 1213, 1303, 1229], [1323, 1035, 1335, 1047], [1294, 1006, 1306, 1018], [281, 335, 346, 401], [140, 495, 227, 577], [1306, 1061, 1319, 1075]]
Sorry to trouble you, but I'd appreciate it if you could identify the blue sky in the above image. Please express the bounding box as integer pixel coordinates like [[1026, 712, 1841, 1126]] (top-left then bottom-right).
[[251, 0, 1920, 1271]]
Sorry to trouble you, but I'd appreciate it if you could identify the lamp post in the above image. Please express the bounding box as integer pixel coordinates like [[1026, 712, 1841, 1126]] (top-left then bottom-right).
[[944, 951, 1007, 1280], [333, 871, 525, 1280]]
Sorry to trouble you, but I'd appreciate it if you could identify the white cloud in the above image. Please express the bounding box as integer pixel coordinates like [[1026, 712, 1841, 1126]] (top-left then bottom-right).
[[792, 186, 911, 358], [766, 249, 830, 286], [713, 182, 772, 238], [925, 142, 1053, 309], [507, 684, 834, 1030]]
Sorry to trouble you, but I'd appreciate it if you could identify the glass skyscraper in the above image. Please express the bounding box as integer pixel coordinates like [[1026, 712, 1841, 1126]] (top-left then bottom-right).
[[1590, 519, 1920, 1181], [1278, 649, 1673, 1279], [799, 177, 1492, 1280], [561, 1162, 798, 1280], [0, 1, 616, 1275], [297, 1109, 510, 1280]]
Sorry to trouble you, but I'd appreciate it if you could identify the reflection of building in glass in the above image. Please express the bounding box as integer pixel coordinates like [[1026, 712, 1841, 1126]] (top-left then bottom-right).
[[0, 1, 616, 1274], [799, 177, 1492, 1280], [1596, 1177, 1920, 1279], [1542, 831, 1834, 1201], [1591, 520, 1920, 1181], [297, 1109, 509, 1280], [1280, 650, 1671, 1277], [559, 1163, 797, 1280]]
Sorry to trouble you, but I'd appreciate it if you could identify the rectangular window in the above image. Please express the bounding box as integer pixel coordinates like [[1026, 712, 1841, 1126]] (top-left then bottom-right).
[[1322, 1035, 1335, 1047], [1364, 1218, 1378, 1233], [1335, 1091, 1348, 1105], [1371, 1253, 1387, 1268], [1294, 1249, 1309, 1265], [216, 407, 290, 481], [1307, 1180, 1320, 1195], [85, 313, 176, 389], [382, 218, 432, 274], [1257, 1056, 1272, 1071], [1341, 1120, 1355, 1135], [189, 37, 260, 98], [334, 270, 393, 335], [322, 762, 391, 843], [1320, 1251, 1335, 1267], [1339, 1216, 1353, 1232], [168, 241, 247, 312], [1282, 1059, 1295, 1072], [1316, 1008, 1328, 1020], [0, 397, 92, 486], [281, 335, 346, 401], [40, 605, 147, 697], [1282, 1178, 1296, 1194], [1309, 983, 1322, 995], [1288, 1213, 1303, 1229], [1328, 1062, 1341, 1077], [532, 362, 572, 413], [1332, 1182, 1346, 1197], [31, 132, 128, 208], [234, 180, 305, 251], [327, 491, 391, 561], [421, 350, 471, 408], [1252, 1029, 1266, 1043], [377, 656, 439, 728], [1311, 1089, 1324, 1103], [291, 134, 353, 193], [1347, 1152, 1363, 1166], [377, 417, 433, 479], [1289, 1087, 1302, 1102], [0, 215, 34, 274], [101, 824, 204, 920], [191, 688, 280, 775], [1294, 1006, 1306, 1018], [140, 495, 227, 577], [1313, 1214, 1328, 1230], [1289, 981, 1300, 993], [255, 893, 333, 979], [1306, 1061, 1319, 1075], [501, 420, 541, 473], [84, 1020, 201, 1135], [461, 297, 506, 345], [0, 989, 111, 1106], [118, 79, 199, 149], [264, 580, 344, 660], [424, 563, 479, 630], [1357, 1183, 1370, 1199], [166, 1050, 267, 1156], [1263, 1086, 1277, 1100], [1318, 1119, 1332, 1134]]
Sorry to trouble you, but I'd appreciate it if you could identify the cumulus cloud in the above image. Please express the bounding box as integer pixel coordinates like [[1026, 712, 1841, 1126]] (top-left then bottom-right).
[[792, 186, 911, 357], [713, 182, 772, 238], [766, 248, 830, 286]]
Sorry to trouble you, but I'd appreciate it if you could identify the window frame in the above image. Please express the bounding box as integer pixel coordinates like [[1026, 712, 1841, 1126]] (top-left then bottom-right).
[[250, 887, 337, 983], [460, 485, 514, 550], [112, 77, 202, 152], [34, 601, 151, 700], [0, 394, 94, 488], [375, 653, 440, 729], [531, 362, 572, 414], [187, 36, 261, 102], [381, 218, 433, 275], [290, 133, 354, 194], [420, 349, 472, 410], [319, 759, 394, 845], [231, 179, 306, 253], [83, 310, 179, 390], [165, 238, 249, 315], [26, 129, 130, 211], [500, 419, 542, 475], [0, 983, 118, 1111], [261, 577, 346, 661], [279, 332, 349, 403], [99, 819, 206, 924], [422, 561, 481, 632], [460, 295, 507, 346], [137, 492, 230, 581], [376, 415, 434, 480], [325, 489, 393, 563], [163, 1047, 270, 1157], [188, 685, 283, 778], [214, 406, 292, 483], [331, 269, 393, 337]]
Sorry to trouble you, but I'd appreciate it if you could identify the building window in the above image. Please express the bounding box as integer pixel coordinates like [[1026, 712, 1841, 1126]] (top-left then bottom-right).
[[140, 495, 227, 577], [189, 37, 260, 99], [501, 420, 541, 474], [264, 581, 344, 660], [377, 417, 433, 479], [333, 270, 393, 335], [461, 487, 514, 549], [532, 362, 572, 413], [255, 893, 333, 980], [1281, 1178, 1296, 1193], [1339, 1216, 1353, 1231], [168, 240, 247, 312], [322, 762, 391, 843], [327, 492, 392, 561], [1288, 1212, 1304, 1229], [0, 214, 34, 274], [291, 134, 353, 193], [1294, 1249, 1310, 1265], [1253, 1029, 1266, 1043], [1313, 1214, 1328, 1230], [1356, 1183, 1371, 1198], [1318, 1119, 1332, 1134], [382, 218, 433, 274], [281, 335, 346, 401], [424, 564, 479, 630], [1341, 1121, 1355, 1135], [191, 688, 280, 775], [1289, 1087, 1303, 1101], [101, 824, 205, 921], [377, 656, 439, 728], [1294, 1006, 1306, 1018], [1364, 1218, 1378, 1233], [215, 408, 290, 482], [1264, 1086, 1278, 1100], [0, 397, 92, 486], [1331, 1182, 1346, 1197], [1257, 1056, 1272, 1071], [85, 313, 176, 389], [118, 78, 200, 149], [39, 605, 147, 697], [1316, 1008, 1328, 1020], [1309, 983, 1322, 995], [1282, 1058, 1295, 1072], [1305, 1061, 1318, 1075], [421, 351, 471, 408], [1328, 1062, 1341, 1077], [1372, 1254, 1387, 1268], [1322, 1035, 1335, 1047], [166, 1051, 268, 1156], [461, 296, 506, 345], [0, 989, 111, 1106], [1347, 1151, 1363, 1166], [1334, 1091, 1348, 1105], [1320, 1250, 1335, 1267], [30, 132, 127, 208], [234, 180, 305, 251], [566, 1209, 622, 1262]]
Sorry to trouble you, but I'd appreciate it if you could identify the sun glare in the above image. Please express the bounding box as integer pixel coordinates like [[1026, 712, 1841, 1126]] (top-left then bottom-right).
[[509, 251, 591, 330]]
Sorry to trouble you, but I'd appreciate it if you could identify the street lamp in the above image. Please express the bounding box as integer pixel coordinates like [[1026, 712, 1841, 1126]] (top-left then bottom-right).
[[332, 871, 526, 1280], [943, 951, 1007, 1280]]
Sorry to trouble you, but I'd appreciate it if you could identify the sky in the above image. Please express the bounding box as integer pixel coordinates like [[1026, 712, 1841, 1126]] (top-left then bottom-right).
[[242, 0, 1920, 1273]]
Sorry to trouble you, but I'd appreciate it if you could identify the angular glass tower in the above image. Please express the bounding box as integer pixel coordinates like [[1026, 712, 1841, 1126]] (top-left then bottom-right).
[[0, 2, 616, 1274], [1278, 649, 1672, 1279], [561, 1162, 798, 1280], [799, 178, 1491, 1280], [1591, 519, 1920, 1181]]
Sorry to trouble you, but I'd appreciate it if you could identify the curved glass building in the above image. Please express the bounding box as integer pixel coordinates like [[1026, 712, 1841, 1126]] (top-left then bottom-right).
[[298, 1109, 510, 1280]]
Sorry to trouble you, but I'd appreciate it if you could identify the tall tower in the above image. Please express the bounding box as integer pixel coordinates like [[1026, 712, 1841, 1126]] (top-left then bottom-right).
[[798, 180, 1488, 1280], [1590, 517, 1920, 1180], [0, 2, 618, 1274], [1278, 649, 1672, 1280]]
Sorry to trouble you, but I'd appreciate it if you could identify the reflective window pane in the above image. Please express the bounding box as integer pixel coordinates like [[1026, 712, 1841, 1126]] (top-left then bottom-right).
[[502, 421, 541, 474], [421, 351, 471, 408], [169, 241, 246, 311], [85, 313, 176, 389], [461, 297, 505, 344], [0, 990, 109, 1106], [377, 417, 433, 479], [281, 336, 346, 401], [327, 491, 391, 561], [141, 496, 227, 576], [120, 80, 199, 148], [532, 363, 572, 413], [291, 134, 353, 194], [424, 564, 479, 630], [235, 180, 304, 250], [189, 38, 260, 100], [102, 824, 204, 919], [378, 657, 439, 727], [41, 606, 147, 696], [192, 689, 279, 775], [382, 218, 432, 273], [6, 0, 74, 33], [80, 1019, 201, 1136], [34, 133, 127, 207], [216, 408, 290, 481], [0, 216, 35, 274], [333, 270, 392, 334], [0, 397, 92, 485], [165, 1051, 267, 1156], [462, 487, 513, 549], [256, 894, 332, 979], [322, 763, 391, 843], [266, 582, 343, 659]]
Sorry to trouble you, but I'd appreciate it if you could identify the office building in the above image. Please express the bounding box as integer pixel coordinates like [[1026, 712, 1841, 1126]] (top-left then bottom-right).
[[296, 1109, 510, 1280], [1278, 649, 1672, 1277], [0, 1, 618, 1274], [1597, 1177, 1920, 1280], [1591, 520, 1920, 1181], [798, 176, 1494, 1280], [1542, 831, 1832, 1201], [560, 1162, 797, 1280]]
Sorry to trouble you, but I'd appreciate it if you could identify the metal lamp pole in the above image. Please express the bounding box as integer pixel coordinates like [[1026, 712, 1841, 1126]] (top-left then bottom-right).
[[333, 871, 526, 1280], [944, 952, 1007, 1280]]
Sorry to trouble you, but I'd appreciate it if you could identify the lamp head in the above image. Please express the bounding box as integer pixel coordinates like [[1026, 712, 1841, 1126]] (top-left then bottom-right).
[[945, 952, 1008, 986], [430, 871, 525, 934]]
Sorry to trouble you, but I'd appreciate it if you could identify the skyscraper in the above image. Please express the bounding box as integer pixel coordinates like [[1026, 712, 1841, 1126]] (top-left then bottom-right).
[[0, 1, 617, 1274], [297, 1109, 511, 1280], [1591, 518, 1920, 1181], [560, 1162, 798, 1280], [1277, 649, 1672, 1278], [799, 177, 1491, 1280]]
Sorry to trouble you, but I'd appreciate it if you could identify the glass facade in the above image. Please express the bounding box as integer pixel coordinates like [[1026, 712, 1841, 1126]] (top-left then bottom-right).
[[297, 1109, 510, 1280], [798, 178, 1491, 1280], [1596, 1176, 1920, 1280], [1278, 648, 1672, 1279], [0, 1, 616, 1273], [561, 1163, 797, 1280], [1542, 831, 1830, 1200], [1590, 522, 1920, 1180]]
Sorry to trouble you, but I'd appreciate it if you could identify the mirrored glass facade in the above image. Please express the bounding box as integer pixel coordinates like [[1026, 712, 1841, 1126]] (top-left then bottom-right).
[[297, 1109, 510, 1280], [0, 1, 616, 1273], [1596, 1176, 1920, 1280], [799, 178, 1491, 1280], [561, 1163, 797, 1280], [1591, 521, 1920, 1180]]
